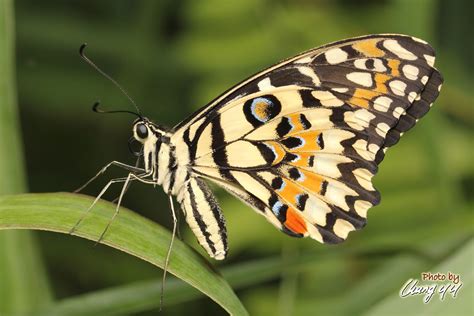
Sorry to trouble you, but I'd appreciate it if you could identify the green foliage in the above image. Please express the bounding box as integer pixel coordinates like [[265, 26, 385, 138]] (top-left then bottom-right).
[[0, 0, 472, 315], [0, 1, 52, 314], [0, 193, 247, 315]]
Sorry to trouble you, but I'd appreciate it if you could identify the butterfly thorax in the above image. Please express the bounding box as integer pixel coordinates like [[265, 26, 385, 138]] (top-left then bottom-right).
[[133, 120, 189, 198]]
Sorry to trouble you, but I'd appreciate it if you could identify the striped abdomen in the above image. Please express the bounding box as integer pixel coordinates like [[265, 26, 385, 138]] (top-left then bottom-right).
[[179, 177, 228, 260]]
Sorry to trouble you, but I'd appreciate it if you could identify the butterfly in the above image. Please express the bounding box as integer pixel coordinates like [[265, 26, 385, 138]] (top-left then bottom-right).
[[75, 34, 443, 260]]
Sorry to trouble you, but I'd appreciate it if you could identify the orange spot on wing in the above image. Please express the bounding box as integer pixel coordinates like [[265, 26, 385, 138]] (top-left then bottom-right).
[[374, 73, 390, 93], [349, 88, 378, 108], [285, 207, 307, 235], [348, 73, 391, 108], [298, 169, 324, 194], [288, 153, 313, 167], [286, 131, 322, 152], [387, 59, 400, 76], [288, 113, 304, 134], [278, 179, 303, 205], [254, 101, 269, 121], [264, 141, 286, 165], [353, 39, 385, 57]]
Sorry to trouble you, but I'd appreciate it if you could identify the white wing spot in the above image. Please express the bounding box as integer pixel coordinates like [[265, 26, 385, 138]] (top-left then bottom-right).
[[402, 64, 419, 80], [332, 87, 349, 93], [354, 58, 386, 72], [424, 54, 435, 67], [345, 109, 375, 131], [372, 58, 387, 72], [438, 84, 443, 92], [333, 219, 355, 239], [311, 90, 344, 107], [354, 200, 371, 218], [344, 112, 364, 131], [389, 80, 407, 96], [408, 91, 418, 103], [257, 77, 274, 91], [324, 182, 355, 211], [383, 39, 417, 60], [346, 72, 373, 87], [294, 56, 313, 64], [376, 122, 390, 137], [297, 66, 321, 86], [325, 48, 348, 64], [353, 168, 375, 190], [393, 106, 405, 119], [412, 36, 428, 44], [421, 76, 429, 85], [353, 139, 374, 161], [368, 143, 380, 154], [354, 59, 366, 70], [373, 96, 392, 112], [355, 109, 376, 126]]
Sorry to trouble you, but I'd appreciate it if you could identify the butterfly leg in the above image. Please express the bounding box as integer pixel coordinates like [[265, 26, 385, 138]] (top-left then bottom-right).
[[160, 195, 177, 311], [95, 172, 156, 244], [70, 170, 151, 235], [69, 175, 131, 235], [109, 158, 143, 203], [74, 160, 145, 193]]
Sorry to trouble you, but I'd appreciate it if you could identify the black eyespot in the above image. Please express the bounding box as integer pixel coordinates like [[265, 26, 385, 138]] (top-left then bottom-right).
[[136, 123, 148, 139]]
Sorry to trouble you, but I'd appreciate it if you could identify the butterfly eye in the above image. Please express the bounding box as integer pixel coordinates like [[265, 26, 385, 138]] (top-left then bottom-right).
[[136, 123, 148, 139]]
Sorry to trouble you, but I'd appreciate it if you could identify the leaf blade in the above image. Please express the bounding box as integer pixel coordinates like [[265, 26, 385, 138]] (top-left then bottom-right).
[[0, 192, 248, 316]]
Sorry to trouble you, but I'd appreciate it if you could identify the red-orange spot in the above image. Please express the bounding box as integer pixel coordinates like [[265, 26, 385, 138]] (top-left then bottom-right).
[[285, 207, 307, 235]]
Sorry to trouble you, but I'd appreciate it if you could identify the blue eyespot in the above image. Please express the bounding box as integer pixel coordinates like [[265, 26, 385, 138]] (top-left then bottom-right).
[[243, 95, 282, 127]]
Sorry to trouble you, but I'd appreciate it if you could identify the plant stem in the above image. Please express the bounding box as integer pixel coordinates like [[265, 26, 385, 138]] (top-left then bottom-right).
[[0, 0, 53, 313]]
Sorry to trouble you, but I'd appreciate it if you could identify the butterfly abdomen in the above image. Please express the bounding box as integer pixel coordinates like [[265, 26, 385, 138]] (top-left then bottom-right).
[[179, 177, 228, 260]]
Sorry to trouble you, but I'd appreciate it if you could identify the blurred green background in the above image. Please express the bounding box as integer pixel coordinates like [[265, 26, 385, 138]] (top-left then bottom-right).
[[1, 0, 473, 315]]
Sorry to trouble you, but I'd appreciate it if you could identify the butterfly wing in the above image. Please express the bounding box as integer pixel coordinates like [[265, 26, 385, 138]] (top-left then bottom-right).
[[173, 34, 443, 245]]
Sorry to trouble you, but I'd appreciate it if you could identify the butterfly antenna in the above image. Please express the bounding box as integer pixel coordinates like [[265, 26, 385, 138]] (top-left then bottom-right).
[[79, 43, 142, 116]]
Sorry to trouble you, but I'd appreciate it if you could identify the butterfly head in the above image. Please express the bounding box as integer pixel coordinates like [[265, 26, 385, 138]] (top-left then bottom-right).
[[131, 118, 169, 175], [132, 118, 168, 143], [132, 118, 151, 142]]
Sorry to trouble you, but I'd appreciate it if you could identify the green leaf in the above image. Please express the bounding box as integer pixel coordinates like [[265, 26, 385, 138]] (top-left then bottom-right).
[[0, 192, 248, 316], [0, 0, 53, 313], [40, 256, 293, 315]]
